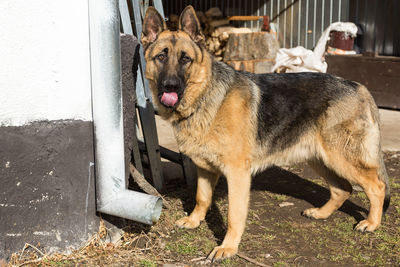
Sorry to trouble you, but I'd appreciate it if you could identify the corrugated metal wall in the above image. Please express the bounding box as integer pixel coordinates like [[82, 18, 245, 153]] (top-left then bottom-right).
[[349, 0, 400, 56], [162, 0, 349, 50]]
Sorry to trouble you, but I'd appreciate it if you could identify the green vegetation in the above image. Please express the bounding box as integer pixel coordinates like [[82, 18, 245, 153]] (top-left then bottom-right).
[[139, 259, 157, 267]]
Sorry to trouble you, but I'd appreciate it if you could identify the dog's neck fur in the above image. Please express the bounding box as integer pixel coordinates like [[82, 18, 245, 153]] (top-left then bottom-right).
[[165, 56, 234, 150], [172, 60, 234, 126]]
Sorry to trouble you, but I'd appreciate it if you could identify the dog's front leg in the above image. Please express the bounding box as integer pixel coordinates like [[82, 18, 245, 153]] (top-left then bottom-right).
[[176, 167, 219, 228], [207, 167, 251, 261]]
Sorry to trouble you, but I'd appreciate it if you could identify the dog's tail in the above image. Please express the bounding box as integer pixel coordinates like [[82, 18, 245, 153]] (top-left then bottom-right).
[[379, 153, 390, 213]]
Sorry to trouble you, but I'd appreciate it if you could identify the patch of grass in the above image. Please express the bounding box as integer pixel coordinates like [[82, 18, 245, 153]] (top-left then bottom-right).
[[274, 221, 300, 233], [303, 208, 400, 266], [329, 253, 344, 262], [274, 194, 289, 201], [390, 179, 400, 189], [391, 194, 400, 215], [354, 191, 367, 200], [308, 177, 326, 186], [262, 233, 276, 241], [248, 209, 262, 225], [273, 261, 287, 267], [277, 250, 298, 260], [198, 236, 217, 253], [168, 209, 186, 222], [42, 259, 74, 266], [165, 232, 199, 255], [139, 259, 157, 267], [165, 242, 197, 255], [220, 258, 235, 267], [262, 191, 289, 201]]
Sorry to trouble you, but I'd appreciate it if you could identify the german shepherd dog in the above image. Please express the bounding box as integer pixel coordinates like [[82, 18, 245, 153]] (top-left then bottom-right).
[[141, 6, 390, 261]]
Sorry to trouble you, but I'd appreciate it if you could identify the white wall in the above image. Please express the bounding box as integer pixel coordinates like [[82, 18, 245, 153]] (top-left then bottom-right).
[[0, 0, 92, 126]]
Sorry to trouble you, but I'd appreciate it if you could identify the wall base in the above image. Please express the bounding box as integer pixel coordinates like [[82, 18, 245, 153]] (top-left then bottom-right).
[[0, 120, 98, 259]]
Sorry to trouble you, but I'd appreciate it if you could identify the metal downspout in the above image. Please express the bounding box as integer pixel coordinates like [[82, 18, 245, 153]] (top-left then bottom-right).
[[88, 0, 162, 225]]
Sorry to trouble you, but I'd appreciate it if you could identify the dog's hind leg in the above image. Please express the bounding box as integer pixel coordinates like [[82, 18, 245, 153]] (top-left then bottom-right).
[[303, 160, 353, 219], [318, 151, 386, 232], [176, 167, 220, 229], [353, 167, 386, 232]]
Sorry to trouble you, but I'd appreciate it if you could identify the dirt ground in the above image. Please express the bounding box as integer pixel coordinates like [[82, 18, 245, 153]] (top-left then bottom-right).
[[6, 110, 400, 266], [8, 150, 400, 267]]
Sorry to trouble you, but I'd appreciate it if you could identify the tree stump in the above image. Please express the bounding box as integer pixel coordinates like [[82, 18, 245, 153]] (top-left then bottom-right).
[[223, 32, 279, 73]]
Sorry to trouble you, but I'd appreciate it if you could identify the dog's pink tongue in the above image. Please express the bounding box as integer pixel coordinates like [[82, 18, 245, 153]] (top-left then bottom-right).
[[161, 92, 178, 107]]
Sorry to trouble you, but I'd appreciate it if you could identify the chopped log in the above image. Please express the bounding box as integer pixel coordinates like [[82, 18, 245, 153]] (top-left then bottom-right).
[[205, 7, 223, 19], [213, 38, 221, 49], [206, 27, 252, 57], [205, 36, 223, 55], [215, 49, 223, 56], [218, 31, 230, 42], [223, 32, 279, 61], [211, 26, 252, 38]]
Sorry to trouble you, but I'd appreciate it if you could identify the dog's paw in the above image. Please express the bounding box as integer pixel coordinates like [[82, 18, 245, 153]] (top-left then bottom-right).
[[302, 207, 328, 219], [355, 219, 379, 232], [207, 245, 237, 262], [175, 216, 201, 229]]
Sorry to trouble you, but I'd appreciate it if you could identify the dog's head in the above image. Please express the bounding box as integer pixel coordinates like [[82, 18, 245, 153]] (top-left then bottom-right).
[[141, 6, 210, 116]]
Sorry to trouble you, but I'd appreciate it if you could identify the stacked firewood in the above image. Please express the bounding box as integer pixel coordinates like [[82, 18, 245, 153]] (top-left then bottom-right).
[[166, 7, 251, 61], [206, 26, 252, 61]]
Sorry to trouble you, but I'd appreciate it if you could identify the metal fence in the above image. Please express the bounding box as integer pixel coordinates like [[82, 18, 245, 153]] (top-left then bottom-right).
[[162, 0, 349, 50], [349, 0, 400, 56]]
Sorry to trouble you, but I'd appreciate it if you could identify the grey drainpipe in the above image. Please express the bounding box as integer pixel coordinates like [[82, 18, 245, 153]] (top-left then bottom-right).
[[88, 0, 162, 225]]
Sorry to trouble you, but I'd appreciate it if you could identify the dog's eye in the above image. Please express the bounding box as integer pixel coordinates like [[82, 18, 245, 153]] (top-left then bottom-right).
[[181, 55, 192, 64], [156, 53, 167, 62]]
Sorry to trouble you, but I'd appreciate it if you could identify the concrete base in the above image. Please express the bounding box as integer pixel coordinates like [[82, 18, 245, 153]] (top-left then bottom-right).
[[380, 109, 400, 151], [0, 120, 98, 259]]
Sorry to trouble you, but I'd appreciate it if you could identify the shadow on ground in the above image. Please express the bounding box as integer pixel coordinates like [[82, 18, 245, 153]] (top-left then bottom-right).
[[173, 163, 369, 245]]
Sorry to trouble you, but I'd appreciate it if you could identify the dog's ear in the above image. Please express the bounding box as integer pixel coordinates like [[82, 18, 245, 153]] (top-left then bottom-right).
[[179, 5, 204, 43], [141, 7, 166, 48]]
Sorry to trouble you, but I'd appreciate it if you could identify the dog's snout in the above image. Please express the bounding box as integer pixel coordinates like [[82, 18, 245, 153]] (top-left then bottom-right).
[[163, 77, 180, 91]]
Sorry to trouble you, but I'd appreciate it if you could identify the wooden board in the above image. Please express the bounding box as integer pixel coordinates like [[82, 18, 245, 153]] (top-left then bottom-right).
[[326, 54, 400, 109], [227, 16, 263, 21]]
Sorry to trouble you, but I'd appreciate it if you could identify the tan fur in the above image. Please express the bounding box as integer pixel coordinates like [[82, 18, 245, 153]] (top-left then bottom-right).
[[144, 31, 211, 121], [142, 6, 389, 261]]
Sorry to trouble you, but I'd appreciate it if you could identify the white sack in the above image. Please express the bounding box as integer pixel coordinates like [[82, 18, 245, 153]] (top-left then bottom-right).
[[272, 22, 358, 73]]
